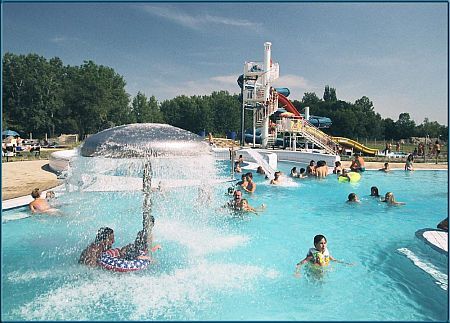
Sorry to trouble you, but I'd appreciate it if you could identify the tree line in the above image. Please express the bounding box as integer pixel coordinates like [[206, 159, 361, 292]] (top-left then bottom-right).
[[2, 53, 448, 142]]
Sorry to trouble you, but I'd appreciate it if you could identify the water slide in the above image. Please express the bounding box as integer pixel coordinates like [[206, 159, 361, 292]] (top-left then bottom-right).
[[277, 93, 301, 117], [331, 136, 378, 156]]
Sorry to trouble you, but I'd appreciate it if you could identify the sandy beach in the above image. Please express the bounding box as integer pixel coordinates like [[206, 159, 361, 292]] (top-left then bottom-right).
[[2, 160, 62, 200], [2, 154, 447, 201]]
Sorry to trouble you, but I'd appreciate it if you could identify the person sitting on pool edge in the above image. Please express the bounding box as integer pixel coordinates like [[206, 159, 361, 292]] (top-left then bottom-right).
[[347, 193, 360, 203], [381, 192, 405, 206], [29, 188, 58, 214], [79, 227, 115, 267], [350, 154, 365, 172], [294, 234, 351, 277]]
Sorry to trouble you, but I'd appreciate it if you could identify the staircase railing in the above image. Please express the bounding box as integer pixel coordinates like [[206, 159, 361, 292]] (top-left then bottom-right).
[[299, 120, 338, 154]]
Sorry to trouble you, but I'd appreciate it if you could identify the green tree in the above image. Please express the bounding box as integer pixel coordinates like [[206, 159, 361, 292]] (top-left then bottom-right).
[[395, 113, 416, 140], [323, 85, 337, 102]]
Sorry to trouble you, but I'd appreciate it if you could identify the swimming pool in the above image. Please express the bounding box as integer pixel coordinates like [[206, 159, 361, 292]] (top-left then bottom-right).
[[1, 161, 448, 321]]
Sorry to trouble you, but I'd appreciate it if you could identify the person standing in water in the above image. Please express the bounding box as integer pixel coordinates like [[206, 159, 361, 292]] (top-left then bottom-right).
[[294, 234, 352, 277]]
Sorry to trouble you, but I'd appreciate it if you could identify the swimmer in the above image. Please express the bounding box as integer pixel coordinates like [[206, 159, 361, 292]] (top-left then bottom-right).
[[379, 162, 390, 172], [338, 168, 351, 181], [333, 161, 343, 174], [370, 186, 380, 197], [79, 227, 115, 267], [381, 192, 405, 206], [298, 168, 307, 178], [239, 198, 266, 214], [120, 229, 161, 261], [29, 188, 58, 214], [290, 167, 299, 178], [234, 161, 242, 173], [242, 173, 256, 193], [315, 160, 328, 178], [347, 193, 360, 203], [294, 234, 352, 277], [270, 171, 282, 185], [227, 190, 243, 209], [306, 160, 316, 175], [256, 166, 265, 175]]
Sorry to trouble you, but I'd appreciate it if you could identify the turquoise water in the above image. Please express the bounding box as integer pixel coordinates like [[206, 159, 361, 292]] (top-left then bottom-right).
[[1, 161, 448, 321]]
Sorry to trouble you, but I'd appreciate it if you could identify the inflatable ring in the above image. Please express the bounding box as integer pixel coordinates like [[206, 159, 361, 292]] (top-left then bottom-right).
[[98, 248, 150, 272], [338, 172, 361, 183]]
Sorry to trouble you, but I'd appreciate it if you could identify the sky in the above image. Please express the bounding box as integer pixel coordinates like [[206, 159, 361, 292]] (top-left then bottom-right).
[[2, 2, 448, 125]]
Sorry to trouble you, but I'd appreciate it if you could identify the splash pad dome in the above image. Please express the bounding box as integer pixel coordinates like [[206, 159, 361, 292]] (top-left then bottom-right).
[[80, 123, 211, 158]]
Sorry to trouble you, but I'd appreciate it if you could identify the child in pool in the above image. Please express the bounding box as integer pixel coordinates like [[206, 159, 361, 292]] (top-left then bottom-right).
[[294, 234, 351, 277]]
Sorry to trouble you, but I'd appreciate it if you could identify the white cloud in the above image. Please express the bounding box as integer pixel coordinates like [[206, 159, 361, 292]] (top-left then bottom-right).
[[139, 5, 261, 31]]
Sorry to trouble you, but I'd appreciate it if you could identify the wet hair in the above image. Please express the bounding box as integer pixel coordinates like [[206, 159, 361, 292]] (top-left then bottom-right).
[[370, 186, 379, 197], [309, 160, 315, 166], [299, 168, 306, 174], [313, 234, 327, 246], [291, 167, 297, 173], [317, 160, 326, 167], [335, 161, 341, 166], [95, 227, 114, 244], [31, 188, 41, 199], [348, 193, 357, 201], [384, 162, 389, 167], [124, 230, 149, 260], [245, 172, 253, 179]]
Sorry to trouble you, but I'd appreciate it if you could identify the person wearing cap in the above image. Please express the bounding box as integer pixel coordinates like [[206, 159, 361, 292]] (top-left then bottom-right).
[[79, 227, 115, 266]]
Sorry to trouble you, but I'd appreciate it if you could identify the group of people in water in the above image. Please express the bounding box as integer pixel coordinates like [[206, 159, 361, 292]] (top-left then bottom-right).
[[347, 186, 405, 205]]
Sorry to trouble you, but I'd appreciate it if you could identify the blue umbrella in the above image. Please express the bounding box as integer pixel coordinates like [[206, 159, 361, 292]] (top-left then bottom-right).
[[2, 130, 20, 137]]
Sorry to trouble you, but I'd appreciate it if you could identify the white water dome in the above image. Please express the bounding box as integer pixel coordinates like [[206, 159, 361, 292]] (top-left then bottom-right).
[[80, 123, 212, 158]]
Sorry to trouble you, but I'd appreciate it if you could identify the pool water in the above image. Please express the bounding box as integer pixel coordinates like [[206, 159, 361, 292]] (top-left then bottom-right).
[[1, 161, 448, 321]]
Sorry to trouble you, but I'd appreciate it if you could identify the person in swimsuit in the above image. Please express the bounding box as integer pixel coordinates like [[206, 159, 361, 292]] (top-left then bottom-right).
[[238, 199, 266, 214], [370, 186, 380, 197], [79, 227, 115, 267], [306, 160, 316, 175], [294, 234, 351, 277], [242, 173, 256, 193], [347, 193, 360, 203], [381, 192, 405, 206], [404, 154, 414, 171], [315, 160, 328, 178], [379, 162, 390, 172], [28, 188, 58, 214], [270, 171, 282, 185], [333, 161, 343, 174], [434, 141, 441, 164]]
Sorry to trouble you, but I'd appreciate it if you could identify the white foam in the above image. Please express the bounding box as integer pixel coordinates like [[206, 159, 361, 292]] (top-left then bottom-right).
[[397, 247, 448, 290], [156, 218, 249, 256], [15, 262, 279, 320]]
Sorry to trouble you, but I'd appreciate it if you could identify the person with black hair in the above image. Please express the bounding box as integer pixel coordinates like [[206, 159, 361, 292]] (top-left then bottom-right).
[[294, 234, 352, 277], [79, 227, 115, 266], [370, 186, 380, 197]]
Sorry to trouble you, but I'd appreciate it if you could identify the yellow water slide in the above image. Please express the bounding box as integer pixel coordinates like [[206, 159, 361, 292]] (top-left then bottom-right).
[[331, 137, 379, 156]]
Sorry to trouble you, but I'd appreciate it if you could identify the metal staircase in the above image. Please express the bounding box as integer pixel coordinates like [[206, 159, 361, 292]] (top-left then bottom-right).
[[298, 120, 338, 154]]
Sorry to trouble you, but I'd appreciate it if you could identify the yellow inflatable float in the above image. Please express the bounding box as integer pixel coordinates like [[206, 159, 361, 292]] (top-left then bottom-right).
[[338, 172, 361, 183]]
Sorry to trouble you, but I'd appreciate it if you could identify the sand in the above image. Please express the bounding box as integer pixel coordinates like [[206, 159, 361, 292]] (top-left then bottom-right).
[[1, 154, 447, 201], [2, 160, 62, 201]]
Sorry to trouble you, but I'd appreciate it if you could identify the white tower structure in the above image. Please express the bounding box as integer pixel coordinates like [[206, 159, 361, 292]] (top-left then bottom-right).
[[242, 42, 279, 148]]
